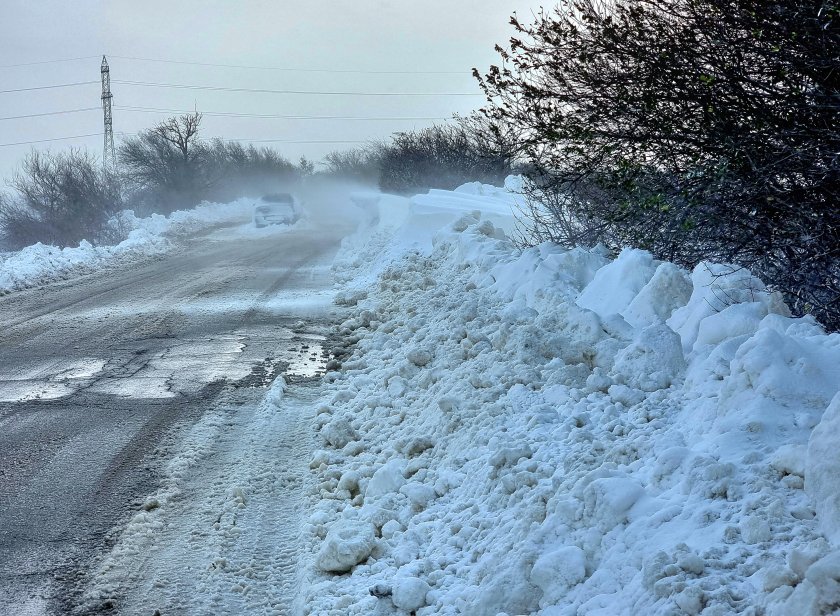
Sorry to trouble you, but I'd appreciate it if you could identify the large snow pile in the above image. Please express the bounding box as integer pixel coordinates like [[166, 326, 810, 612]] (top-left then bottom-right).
[[304, 178, 840, 614], [332, 180, 519, 308], [0, 199, 254, 294]]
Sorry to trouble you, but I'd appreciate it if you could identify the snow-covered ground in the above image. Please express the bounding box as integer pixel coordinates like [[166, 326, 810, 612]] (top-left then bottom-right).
[[0, 199, 261, 295], [69, 179, 840, 615], [302, 179, 840, 614]]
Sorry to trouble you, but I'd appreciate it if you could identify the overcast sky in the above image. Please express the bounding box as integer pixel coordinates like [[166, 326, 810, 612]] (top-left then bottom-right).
[[0, 1, 542, 183]]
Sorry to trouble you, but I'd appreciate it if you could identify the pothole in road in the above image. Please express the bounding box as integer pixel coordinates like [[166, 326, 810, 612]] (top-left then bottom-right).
[[0, 381, 77, 403], [234, 357, 288, 389], [0, 327, 333, 405], [284, 336, 332, 380], [233, 330, 332, 389], [0, 358, 109, 403]]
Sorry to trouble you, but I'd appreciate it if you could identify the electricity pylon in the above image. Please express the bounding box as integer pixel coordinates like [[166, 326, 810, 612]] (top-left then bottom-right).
[[101, 55, 116, 170]]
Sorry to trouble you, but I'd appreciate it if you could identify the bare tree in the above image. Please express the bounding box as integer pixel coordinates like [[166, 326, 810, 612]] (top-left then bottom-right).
[[205, 138, 299, 201], [1, 149, 122, 248], [477, 0, 840, 329], [120, 112, 210, 213], [377, 123, 515, 195], [153, 112, 202, 163], [322, 147, 382, 184]]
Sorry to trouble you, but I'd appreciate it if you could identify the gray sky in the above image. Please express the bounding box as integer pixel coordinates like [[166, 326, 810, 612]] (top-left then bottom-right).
[[0, 1, 542, 183]]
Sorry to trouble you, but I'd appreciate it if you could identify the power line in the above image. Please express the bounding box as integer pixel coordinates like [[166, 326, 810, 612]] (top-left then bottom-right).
[[113, 79, 482, 97], [227, 138, 369, 144], [0, 54, 467, 75], [0, 107, 99, 121], [113, 131, 371, 145], [0, 132, 371, 148], [0, 133, 102, 148], [109, 54, 467, 75], [0, 104, 443, 132], [0, 55, 100, 69], [115, 105, 448, 121], [0, 77, 478, 99], [0, 81, 98, 94]]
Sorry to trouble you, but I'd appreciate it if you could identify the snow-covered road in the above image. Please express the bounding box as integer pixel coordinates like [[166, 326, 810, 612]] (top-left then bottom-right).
[[0, 216, 350, 614], [3, 179, 840, 616], [80, 380, 318, 615]]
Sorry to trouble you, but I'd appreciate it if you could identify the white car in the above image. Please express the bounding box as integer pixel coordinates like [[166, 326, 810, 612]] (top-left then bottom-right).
[[254, 193, 300, 227]]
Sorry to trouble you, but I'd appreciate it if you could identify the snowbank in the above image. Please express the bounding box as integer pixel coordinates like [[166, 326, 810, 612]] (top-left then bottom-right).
[[332, 181, 520, 308], [306, 178, 840, 614], [0, 198, 255, 295]]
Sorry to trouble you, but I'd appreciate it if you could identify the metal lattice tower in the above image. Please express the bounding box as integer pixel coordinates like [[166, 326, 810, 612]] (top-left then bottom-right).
[[100, 55, 116, 169]]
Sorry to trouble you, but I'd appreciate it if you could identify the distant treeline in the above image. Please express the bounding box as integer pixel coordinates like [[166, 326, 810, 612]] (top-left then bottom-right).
[[0, 112, 514, 251], [474, 0, 839, 330], [1, 0, 836, 328]]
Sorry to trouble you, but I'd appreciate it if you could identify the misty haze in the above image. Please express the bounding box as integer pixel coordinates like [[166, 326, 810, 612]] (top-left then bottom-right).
[[1, 1, 839, 615]]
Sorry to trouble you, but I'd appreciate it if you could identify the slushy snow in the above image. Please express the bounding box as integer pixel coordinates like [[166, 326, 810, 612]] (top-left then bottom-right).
[[300, 177, 840, 615]]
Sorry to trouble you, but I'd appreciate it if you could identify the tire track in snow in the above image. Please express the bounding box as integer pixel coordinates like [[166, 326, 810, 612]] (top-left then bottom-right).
[[200, 383, 315, 615], [79, 381, 318, 615]]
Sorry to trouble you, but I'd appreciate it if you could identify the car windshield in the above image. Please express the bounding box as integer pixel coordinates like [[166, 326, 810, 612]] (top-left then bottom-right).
[[258, 202, 294, 212], [261, 193, 293, 204]]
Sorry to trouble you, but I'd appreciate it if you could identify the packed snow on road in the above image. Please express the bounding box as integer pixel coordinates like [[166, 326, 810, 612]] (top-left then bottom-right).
[[0, 197, 300, 295], [5, 179, 840, 615]]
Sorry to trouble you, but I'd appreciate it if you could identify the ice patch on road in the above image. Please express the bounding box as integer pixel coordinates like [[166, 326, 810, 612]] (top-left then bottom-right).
[[0, 357, 107, 402], [88, 377, 177, 399], [0, 381, 76, 403], [49, 358, 108, 381], [285, 335, 329, 379], [87, 337, 251, 399]]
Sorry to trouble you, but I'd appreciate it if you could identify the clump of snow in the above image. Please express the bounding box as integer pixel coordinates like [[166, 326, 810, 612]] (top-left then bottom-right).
[[807, 392, 840, 546], [0, 198, 255, 295], [623, 262, 693, 329], [392, 574, 431, 610], [770, 550, 840, 614], [667, 262, 790, 354], [365, 459, 407, 502], [531, 545, 587, 605], [321, 416, 358, 449], [316, 519, 377, 573], [575, 247, 659, 318], [303, 175, 840, 614], [610, 324, 686, 392]]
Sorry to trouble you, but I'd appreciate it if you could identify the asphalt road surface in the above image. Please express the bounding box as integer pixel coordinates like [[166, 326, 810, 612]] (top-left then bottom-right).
[[0, 219, 349, 614]]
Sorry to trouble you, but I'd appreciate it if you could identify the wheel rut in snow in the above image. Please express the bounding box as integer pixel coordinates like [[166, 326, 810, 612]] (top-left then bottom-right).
[[79, 380, 319, 616]]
